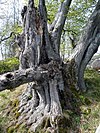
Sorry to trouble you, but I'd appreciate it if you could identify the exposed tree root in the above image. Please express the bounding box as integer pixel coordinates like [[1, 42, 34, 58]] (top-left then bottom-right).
[[5, 61, 80, 133]]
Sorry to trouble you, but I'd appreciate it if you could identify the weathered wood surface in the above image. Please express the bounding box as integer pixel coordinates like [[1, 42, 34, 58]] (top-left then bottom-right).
[[0, 0, 100, 132], [0, 68, 48, 91]]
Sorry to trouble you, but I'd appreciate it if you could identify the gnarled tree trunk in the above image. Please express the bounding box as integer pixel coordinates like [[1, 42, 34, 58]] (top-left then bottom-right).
[[17, 1, 74, 132], [0, 0, 100, 132]]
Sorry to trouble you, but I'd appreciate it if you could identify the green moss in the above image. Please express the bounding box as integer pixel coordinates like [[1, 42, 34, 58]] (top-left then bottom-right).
[[0, 57, 19, 74], [36, 115, 71, 133], [0, 125, 5, 133], [7, 126, 15, 133], [10, 99, 20, 119], [15, 123, 20, 129], [44, 117, 51, 128], [28, 95, 33, 100], [35, 117, 50, 133], [15, 112, 21, 119], [0, 68, 100, 133], [35, 116, 69, 133], [57, 116, 71, 133], [11, 99, 19, 107], [63, 110, 71, 119], [84, 69, 100, 101], [79, 69, 100, 132], [0, 116, 9, 133]]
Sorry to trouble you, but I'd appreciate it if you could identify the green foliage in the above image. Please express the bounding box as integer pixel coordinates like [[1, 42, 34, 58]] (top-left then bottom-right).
[[46, 1, 59, 24], [0, 57, 19, 74], [11, 24, 22, 34], [59, 0, 96, 58], [45, 0, 96, 37], [66, 0, 96, 37]]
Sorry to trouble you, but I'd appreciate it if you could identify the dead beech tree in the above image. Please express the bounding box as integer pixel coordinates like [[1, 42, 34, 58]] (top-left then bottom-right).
[[0, 0, 100, 132]]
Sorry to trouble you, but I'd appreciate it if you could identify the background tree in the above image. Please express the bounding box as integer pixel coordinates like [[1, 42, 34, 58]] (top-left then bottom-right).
[[0, 0, 100, 132], [0, 0, 23, 60]]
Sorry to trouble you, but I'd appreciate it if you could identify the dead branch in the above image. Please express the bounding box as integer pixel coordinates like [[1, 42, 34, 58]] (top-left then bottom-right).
[[0, 68, 48, 91], [0, 32, 15, 43]]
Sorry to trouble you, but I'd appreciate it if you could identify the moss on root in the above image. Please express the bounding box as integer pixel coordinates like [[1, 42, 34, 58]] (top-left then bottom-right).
[[7, 126, 15, 133], [11, 99, 19, 107], [34, 115, 72, 133]]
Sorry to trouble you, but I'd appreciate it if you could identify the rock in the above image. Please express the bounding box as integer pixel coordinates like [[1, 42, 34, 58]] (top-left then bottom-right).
[[95, 124, 100, 133], [91, 59, 100, 70]]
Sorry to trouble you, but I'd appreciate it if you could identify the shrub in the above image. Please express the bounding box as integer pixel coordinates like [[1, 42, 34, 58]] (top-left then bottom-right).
[[0, 57, 19, 74]]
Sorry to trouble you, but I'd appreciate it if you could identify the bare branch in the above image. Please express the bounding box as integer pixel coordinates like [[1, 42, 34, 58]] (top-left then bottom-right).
[[28, 0, 34, 8], [0, 1, 7, 4], [49, 3, 62, 32], [0, 32, 15, 43], [39, 0, 47, 18], [50, 0, 72, 54], [50, 0, 72, 32], [0, 68, 48, 92]]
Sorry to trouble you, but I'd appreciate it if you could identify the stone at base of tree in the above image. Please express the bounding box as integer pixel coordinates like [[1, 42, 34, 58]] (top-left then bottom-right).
[[91, 59, 100, 71], [95, 124, 100, 133]]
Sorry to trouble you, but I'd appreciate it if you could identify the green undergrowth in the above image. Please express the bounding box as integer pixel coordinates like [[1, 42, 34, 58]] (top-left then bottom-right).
[[0, 57, 19, 74], [79, 69, 100, 133], [0, 69, 100, 133], [66, 69, 100, 133], [0, 85, 26, 133]]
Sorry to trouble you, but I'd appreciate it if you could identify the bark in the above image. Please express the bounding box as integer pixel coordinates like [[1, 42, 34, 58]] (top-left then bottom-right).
[[0, 0, 100, 132], [50, 0, 72, 54], [0, 68, 48, 91]]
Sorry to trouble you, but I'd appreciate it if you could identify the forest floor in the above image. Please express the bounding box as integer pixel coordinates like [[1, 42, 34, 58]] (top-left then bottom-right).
[[0, 69, 100, 133]]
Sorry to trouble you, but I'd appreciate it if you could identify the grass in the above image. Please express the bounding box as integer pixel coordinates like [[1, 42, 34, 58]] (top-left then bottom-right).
[[80, 69, 100, 133], [0, 85, 26, 133], [0, 69, 100, 133]]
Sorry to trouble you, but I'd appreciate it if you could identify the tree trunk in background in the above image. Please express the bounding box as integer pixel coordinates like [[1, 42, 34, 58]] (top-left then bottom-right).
[[70, 0, 100, 91], [0, 0, 100, 132]]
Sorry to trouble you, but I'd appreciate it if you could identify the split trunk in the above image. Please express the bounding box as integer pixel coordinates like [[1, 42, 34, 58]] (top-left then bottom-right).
[[0, 0, 100, 132]]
